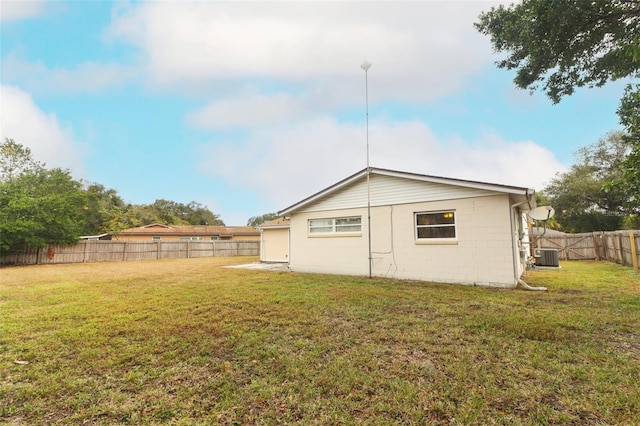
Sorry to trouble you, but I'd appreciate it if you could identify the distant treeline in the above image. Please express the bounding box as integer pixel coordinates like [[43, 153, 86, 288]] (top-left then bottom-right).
[[1, 138, 223, 252]]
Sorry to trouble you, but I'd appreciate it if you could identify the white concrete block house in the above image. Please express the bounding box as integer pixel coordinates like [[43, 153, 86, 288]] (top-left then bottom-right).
[[278, 168, 535, 288]]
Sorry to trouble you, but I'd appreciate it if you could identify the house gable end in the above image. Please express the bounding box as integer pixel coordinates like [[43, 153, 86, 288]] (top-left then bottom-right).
[[279, 168, 532, 216], [142, 223, 173, 229], [294, 174, 504, 213]]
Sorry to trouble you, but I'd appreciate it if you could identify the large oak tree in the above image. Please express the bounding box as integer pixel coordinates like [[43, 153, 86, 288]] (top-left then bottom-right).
[[476, 0, 640, 102], [476, 0, 640, 211]]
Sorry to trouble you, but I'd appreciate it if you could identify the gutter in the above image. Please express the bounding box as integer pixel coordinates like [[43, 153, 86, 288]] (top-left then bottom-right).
[[510, 191, 547, 291]]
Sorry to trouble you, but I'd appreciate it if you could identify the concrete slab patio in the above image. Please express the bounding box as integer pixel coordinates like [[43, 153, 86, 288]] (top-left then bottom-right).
[[224, 262, 290, 271]]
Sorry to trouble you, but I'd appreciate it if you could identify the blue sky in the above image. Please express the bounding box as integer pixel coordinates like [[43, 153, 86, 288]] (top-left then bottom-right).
[[1, 1, 626, 225]]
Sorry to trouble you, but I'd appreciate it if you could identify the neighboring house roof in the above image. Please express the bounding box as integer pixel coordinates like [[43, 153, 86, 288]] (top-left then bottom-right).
[[79, 233, 112, 240], [257, 217, 290, 229], [118, 223, 259, 237], [279, 167, 535, 216]]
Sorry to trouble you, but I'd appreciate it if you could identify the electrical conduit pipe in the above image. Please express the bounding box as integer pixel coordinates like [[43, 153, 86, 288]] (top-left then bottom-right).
[[510, 193, 547, 291]]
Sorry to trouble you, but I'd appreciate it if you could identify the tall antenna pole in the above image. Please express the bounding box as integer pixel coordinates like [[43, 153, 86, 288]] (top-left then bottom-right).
[[360, 60, 372, 279]]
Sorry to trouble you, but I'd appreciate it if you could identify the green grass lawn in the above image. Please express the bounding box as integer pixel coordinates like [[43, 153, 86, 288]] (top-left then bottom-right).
[[1, 258, 638, 425]]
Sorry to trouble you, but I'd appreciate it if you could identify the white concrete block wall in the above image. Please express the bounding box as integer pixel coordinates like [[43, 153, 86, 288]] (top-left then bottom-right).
[[289, 195, 518, 287], [378, 195, 516, 286], [289, 208, 369, 276]]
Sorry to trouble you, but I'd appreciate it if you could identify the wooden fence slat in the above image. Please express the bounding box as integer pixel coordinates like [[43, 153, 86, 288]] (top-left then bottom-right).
[[531, 230, 640, 269], [630, 232, 639, 270], [1, 240, 260, 266]]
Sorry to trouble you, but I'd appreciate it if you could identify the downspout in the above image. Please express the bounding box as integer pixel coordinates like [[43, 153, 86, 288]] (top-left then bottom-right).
[[286, 217, 291, 270], [510, 191, 547, 291]]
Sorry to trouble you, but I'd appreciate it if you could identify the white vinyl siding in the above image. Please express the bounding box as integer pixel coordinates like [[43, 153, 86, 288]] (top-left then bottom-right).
[[301, 174, 497, 213], [309, 217, 361, 235]]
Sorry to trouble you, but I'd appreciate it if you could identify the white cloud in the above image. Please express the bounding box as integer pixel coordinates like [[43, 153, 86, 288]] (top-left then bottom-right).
[[0, 85, 86, 176], [197, 117, 363, 206], [186, 92, 315, 130], [4, 0, 565, 216], [196, 117, 566, 209], [1, 53, 137, 94], [369, 125, 566, 189], [107, 1, 496, 101], [0, 1, 47, 22]]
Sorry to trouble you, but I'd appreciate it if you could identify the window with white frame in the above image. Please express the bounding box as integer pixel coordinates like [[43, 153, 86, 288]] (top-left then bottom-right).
[[309, 217, 362, 234], [179, 237, 203, 241], [210, 236, 219, 241], [415, 211, 456, 240], [152, 236, 161, 241]]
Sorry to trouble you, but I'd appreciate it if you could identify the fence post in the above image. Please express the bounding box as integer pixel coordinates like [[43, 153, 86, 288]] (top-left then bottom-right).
[[592, 232, 600, 261], [618, 234, 623, 264], [630, 232, 639, 271], [157, 241, 161, 259]]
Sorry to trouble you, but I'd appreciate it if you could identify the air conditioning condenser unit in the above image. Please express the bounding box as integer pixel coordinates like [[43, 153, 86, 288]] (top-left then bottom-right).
[[535, 249, 559, 267]]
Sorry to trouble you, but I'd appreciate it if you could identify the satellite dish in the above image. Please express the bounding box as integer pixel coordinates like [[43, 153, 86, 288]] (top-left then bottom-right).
[[528, 206, 555, 221]]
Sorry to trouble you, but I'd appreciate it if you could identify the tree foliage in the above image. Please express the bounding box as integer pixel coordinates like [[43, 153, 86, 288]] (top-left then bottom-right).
[[0, 138, 43, 183], [0, 166, 89, 251], [247, 212, 279, 228], [1, 139, 225, 251], [543, 132, 633, 232], [1, 138, 90, 251], [476, 0, 640, 103], [477, 1, 640, 212], [122, 200, 224, 229], [145, 199, 223, 226], [618, 83, 640, 210], [82, 183, 128, 235]]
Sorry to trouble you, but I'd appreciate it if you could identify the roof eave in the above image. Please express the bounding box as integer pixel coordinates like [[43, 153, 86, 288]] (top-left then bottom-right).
[[258, 225, 290, 230], [279, 169, 368, 216], [373, 168, 532, 195]]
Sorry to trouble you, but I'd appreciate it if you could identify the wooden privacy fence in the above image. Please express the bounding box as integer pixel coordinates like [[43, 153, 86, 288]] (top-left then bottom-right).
[[0, 240, 260, 266], [533, 230, 640, 270]]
